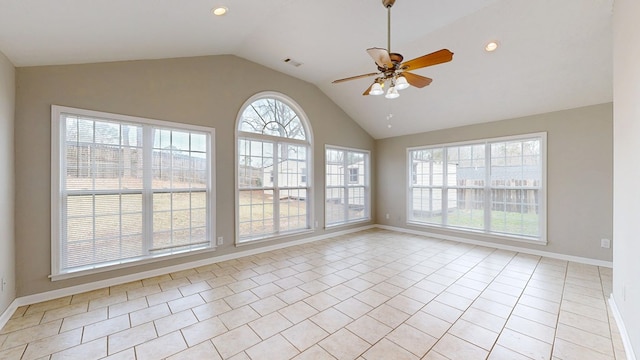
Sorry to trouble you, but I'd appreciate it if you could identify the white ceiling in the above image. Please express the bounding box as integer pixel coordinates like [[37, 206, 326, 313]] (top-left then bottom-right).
[[0, 0, 613, 139]]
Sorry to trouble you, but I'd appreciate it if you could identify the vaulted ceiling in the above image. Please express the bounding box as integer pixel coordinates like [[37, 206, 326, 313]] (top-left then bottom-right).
[[0, 0, 613, 139]]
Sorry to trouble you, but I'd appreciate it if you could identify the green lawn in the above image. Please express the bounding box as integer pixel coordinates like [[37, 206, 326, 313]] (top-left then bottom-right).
[[417, 208, 539, 236]]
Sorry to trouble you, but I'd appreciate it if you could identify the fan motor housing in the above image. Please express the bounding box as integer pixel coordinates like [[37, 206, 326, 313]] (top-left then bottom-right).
[[382, 0, 396, 8]]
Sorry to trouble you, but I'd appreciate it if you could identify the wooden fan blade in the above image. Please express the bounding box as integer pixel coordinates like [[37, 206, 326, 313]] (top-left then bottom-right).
[[367, 47, 393, 68], [363, 84, 373, 96], [402, 72, 433, 88], [401, 49, 453, 71], [332, 72, 379, 84]]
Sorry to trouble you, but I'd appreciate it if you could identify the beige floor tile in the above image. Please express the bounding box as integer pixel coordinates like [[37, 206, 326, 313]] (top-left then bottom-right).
[[60, 307, 107, 332], [304, 292, 340, 311], [342, 278, 374, 292], [87, 293, 128, 311], [181, 316, 227, 347], [50, 338, 107, 360], [346, 315, 391, 344], [109, 280, 143, 295], [218, 305, 260, 330], [146, 288, 182, 307], [363, 338, 418, 360], [168, 293, 205, 313], [277, 287, 310, 304], [192, 298, 232, 321], [310, 308, 352, 334], [248, 311, 293, 340], [402, 286, 438, 304], [82, 314, 129, 343], [282, 320, 330, 352], [333, 298, 373, 320], [553, 338, 614, 360], [422, 300, 463, 324], [251, 283, 284, 298], [135, 331, 187, 360], [159, 277, 192, 291], [154, 309, 198, 336], [211, 325, 261, 359], [431, 333, 488, 360], [292, 344, 336, 360], [447, 319, 499, 351], [518, 294, 561, 315], [422, 349, 450, 360], [325, 285, 359, 301], [354, 289, 389, 308], [246, 334, 300, 360], [129, 303, 171, 327], [1, 320, 62, 350], [108, 297, 147, 318], [166, 340, 221, 360], [107, 322, 157, 355], [279, 301, 319, 324], [555, 323, 615, 356], [496, 328, 552, 360], [249, 295, 288, 316], [367, 303, 409, 328], [488, 345, 533, 360], [385, 294, 423, 315], [41, 302, 88, 324], [126, 284, 161, 300], [319, 328, 369, 360], [0, 344, 26, 359], [141, 275, 172, 287], [200, 285, 235, 302], [24, 297, 72, 316], [70, 288, 110, 304], [511, 303, 558, 327], [479, 288, 519, 307], [22, 327, 82, 360], [406, 311, 451, 339], [102, 348, 135, 360], [506, 315, 556, 344], [0, 312, 44, 335], [386, 323, 437, 357]]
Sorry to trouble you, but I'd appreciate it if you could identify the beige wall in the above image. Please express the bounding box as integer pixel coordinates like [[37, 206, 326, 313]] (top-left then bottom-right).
[[0, 51, 16, 314], [14, 55, 374, 296], [613, 0, 640, 355], [375, 103, 613, 261]]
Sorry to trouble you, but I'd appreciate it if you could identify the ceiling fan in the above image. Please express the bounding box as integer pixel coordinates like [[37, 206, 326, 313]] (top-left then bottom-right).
[[332, 0, 454, 99]]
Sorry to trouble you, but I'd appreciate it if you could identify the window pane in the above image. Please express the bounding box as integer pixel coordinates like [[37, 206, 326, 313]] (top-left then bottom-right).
[[238, 190, 275, 239], [408, 135, 543, 241], [325, 147, 370, 227], [239, 98, 306, 140], [279, 189, 307, 232], [56, 107, 214, 274], [446, 189, 484, 230]]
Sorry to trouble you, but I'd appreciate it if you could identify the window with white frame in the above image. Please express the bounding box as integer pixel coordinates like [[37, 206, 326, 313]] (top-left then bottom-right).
[[51, 106, 215, 277], [408, 133, 545, 241], [236, 93, 312, 243], [325, 146, 370, 227]]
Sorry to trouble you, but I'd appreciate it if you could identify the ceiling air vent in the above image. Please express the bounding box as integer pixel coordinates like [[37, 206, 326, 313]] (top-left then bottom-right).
[[283, 58, 303, 67]]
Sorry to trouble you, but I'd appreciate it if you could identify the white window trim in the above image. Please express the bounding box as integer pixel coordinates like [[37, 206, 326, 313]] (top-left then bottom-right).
[[234, 92, 314, 245], [406, 132, 547, 244], [51, 105, 216, 280], [325, 144, 371, 228]]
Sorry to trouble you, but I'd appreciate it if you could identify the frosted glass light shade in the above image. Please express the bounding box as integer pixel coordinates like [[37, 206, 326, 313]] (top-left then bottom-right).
[[395, 76, 410, 90], [385, 86, 399, 99], [370, 83, 384, 95]]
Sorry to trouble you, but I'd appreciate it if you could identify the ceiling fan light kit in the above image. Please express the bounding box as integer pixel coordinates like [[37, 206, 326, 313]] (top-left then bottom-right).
[[332, 0, 454, 99]]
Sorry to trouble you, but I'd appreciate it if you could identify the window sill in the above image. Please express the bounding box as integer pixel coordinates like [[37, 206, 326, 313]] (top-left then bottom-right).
[[325, 218, 372, 229], [236, 229, 315, 247], [406, 221, 547, 246], [50, 245, 217, 281]]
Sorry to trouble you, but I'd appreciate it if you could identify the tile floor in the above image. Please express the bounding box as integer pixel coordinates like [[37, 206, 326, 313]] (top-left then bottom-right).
[[0, 229, 627, 360]]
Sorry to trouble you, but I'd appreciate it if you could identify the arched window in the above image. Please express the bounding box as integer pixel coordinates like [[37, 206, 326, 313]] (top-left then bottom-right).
[[236, 92, 313, 243]]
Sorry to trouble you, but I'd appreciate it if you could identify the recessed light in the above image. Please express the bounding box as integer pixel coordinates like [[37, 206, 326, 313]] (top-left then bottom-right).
[[485, 41, 499, 52], [212, 6, 228, 16]]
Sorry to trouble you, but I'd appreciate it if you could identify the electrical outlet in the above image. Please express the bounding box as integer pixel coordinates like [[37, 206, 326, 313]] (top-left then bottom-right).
[[385, 213, 390, 220], [1, 277, 5, 292], [601, 238, 611, 248], [217, 237, 224, 245], [315, 220, 319, 228]]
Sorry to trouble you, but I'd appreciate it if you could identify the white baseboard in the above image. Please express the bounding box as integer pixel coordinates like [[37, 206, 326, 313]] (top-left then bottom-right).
[[0, 225, 373, 330], [376, 225, 613, 268], [0, 299, 19, 330], [609, 294, 637, 360]]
